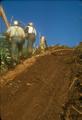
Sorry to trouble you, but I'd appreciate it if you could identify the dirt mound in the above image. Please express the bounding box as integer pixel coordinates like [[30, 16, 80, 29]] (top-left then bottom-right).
[[0, 47, 78, 120]]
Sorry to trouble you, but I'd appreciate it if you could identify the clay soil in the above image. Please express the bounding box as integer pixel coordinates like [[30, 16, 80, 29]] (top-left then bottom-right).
[[0, 47, 76, 120]]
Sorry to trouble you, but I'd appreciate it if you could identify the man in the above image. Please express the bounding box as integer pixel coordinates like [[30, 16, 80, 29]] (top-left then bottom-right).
[[39, 36, 47, 52], [24, 22, 37, 55], [6, 20, 25, 62]]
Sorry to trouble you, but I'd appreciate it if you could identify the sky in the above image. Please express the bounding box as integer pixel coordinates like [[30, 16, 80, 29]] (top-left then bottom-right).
[[0, 0, 82, 47]]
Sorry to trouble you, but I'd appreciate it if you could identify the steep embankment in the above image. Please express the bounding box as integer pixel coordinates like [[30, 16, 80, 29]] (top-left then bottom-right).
[[0, 47, 75, 120]]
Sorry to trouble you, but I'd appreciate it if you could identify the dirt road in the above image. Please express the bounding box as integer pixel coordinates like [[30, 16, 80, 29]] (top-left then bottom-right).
[[0, 49, 74, 120]]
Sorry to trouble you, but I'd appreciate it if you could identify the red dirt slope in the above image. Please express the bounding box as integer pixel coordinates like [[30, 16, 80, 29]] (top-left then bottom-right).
[[0, 48, 74, 120]]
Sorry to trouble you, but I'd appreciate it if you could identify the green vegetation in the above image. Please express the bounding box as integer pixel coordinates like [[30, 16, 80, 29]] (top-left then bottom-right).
[[0, 38, 82, 74], [0, 39, 12, 74]]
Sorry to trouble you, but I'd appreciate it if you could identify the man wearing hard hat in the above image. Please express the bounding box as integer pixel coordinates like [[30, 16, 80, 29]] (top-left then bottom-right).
[[39, 36, 47, 52], [6, 20, 25, 62], [24, 22, 37, 55]]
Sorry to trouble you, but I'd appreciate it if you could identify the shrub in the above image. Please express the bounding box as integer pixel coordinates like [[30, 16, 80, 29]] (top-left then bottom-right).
[[0, 38, 12, 74]]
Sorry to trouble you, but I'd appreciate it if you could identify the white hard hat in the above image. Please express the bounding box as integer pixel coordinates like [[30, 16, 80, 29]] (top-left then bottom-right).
[[13, 20, 19, 25], [28, 22, 33, 26], [40, 36, 46, 42], [41, 36, 45, 39]]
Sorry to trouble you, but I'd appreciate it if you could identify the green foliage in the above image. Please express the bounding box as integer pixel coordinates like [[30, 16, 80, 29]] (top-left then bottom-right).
[[0, 38, 12, 73]]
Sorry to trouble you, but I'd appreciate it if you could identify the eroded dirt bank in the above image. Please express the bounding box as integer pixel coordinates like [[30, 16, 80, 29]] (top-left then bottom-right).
[[0, 49, 75, 120]]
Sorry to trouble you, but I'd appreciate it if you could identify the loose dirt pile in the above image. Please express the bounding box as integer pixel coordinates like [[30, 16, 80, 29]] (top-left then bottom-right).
[[0, 47, 80, 120]]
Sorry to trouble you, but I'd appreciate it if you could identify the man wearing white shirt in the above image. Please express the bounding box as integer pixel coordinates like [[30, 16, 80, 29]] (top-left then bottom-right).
[[6, 20, 25, 62], [25, 22, 37, 55]]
